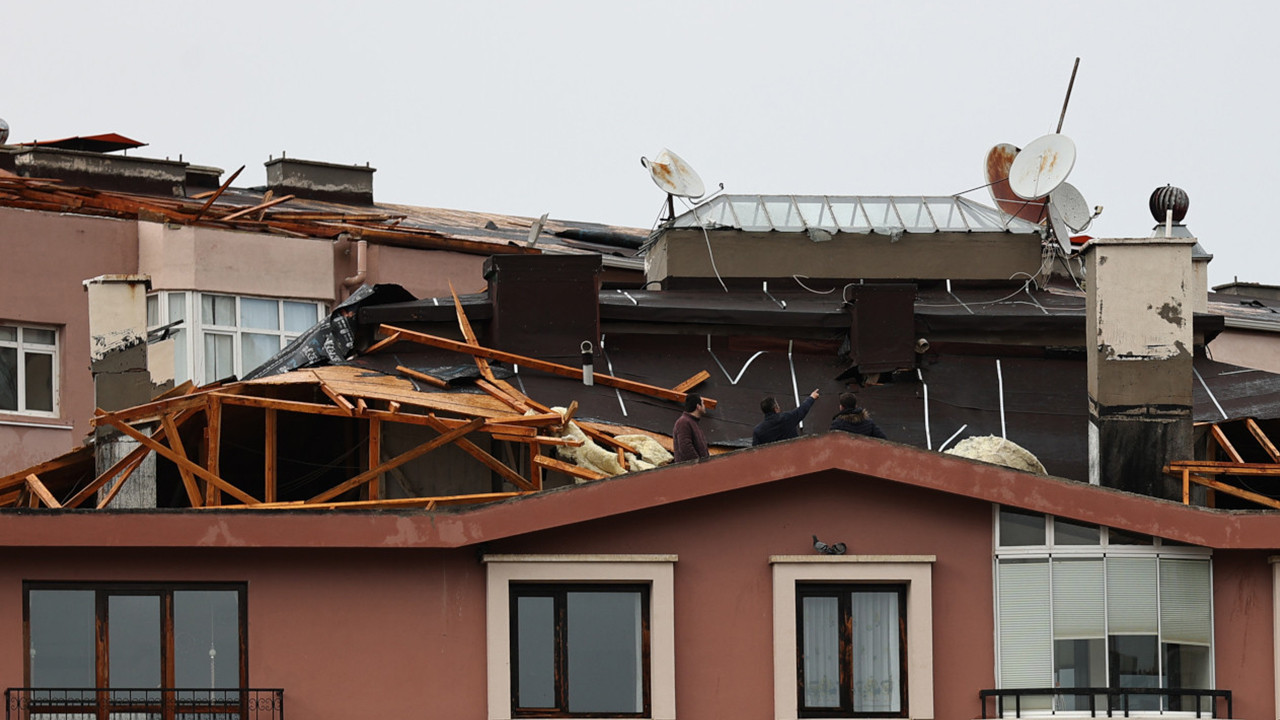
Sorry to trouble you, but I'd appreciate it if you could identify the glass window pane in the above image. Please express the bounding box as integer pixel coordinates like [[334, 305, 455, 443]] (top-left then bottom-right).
[[241, 333, 280, 374], [171, 328, 190, 385], [802, 595, 840, 708], [1054, 518, 1100, 545], [1054, 638, 1107, 710], [515, 595, 556, 709], [999, 508, 1045, 546], [29, 590, 96, 687], [0, 325, 15, 342], [1110, 635, 1159, 711], [204, 333, 233, 382], [201, 294, 234, 326], [240, 298, 279, 331], [146, 295, 159, 327], [1164, 643, 1212, 712], [24, 351, 53, 412], [1109, 528, 1154, 545], [0, 346, 16, 411], [851, 590, 901, 713], [169, 292, 187, 322], [175, 591, 241, 689], [284, 302, 319, 333], [567, 591, 643, 714], [109, 595, 162, 688], [23, 328, 55, 345]]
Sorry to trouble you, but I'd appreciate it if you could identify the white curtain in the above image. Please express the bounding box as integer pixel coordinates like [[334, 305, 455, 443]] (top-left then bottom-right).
[[802, 596, 840, 708], [852, 591, 901, 713]]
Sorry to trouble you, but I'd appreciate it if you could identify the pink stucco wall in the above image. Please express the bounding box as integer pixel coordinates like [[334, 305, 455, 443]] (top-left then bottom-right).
[[1211, 550, 1276, 720], [0, 470, 1002, 720], [0, 207, 138, 474]]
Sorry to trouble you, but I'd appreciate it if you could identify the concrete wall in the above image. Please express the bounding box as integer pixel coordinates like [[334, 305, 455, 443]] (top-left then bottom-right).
[[0, 207, 138, 474], [138, 223, 334, 302], [1208, 328, 1280, 374], [355, 244, 488, 300]]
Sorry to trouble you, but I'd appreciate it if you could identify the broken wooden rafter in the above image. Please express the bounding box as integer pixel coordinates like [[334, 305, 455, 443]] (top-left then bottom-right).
[[24, 474, 61, 509], [396, 364, 448, 389], [1177, 469, 1280, 511], [533, 454, 607, 482], [420, 415, 536, 492], [378, 324, 719, 409], [672, 370, 710, 394], [219, 193, 296, 222], [162, 413, 204, 508], [449, 282, 496, 383], [1209, 425, 1244, 463], [313, 371, 356, 413], [97, 410, 259, 506], [307, 417, 484, 503], [191, 165, 244, 223], [1246, 418, 1280, 463], [240, 491, 527, 511], [476, 379, 529, 413], [491, 434, 585, 447]]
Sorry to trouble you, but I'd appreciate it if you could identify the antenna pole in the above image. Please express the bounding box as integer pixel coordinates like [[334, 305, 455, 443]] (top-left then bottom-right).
[[1056, 57, 1080, 134]]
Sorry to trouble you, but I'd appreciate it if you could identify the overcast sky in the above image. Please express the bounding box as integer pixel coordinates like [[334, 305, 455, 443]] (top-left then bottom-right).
[[8, 1, 1278, 287]]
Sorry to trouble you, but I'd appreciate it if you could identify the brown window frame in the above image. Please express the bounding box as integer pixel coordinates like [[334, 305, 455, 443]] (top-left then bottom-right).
[[509, 582, 651, 718], [796, 582, 909, 719], [22, 581, 249, 691]]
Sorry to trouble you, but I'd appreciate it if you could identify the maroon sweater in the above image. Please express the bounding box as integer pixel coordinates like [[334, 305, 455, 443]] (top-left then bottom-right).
[[672, 412, 709, 462]]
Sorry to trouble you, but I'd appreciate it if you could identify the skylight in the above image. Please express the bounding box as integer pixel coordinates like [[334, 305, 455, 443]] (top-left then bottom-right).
[[668, 195, 1044, 235]]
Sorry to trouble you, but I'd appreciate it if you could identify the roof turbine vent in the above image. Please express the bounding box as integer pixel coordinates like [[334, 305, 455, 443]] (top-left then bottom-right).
[[1149, 185, 1189, 224]]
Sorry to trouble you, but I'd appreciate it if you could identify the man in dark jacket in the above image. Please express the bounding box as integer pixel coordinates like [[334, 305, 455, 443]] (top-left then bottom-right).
[[672, 393, 710, 462], [829, 392, 887, 438], [752, 389, 820, 446]]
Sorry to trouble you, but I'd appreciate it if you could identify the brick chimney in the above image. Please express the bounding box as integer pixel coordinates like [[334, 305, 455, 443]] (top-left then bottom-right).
[[483, 254, 602, 362], [265, 156, 375, 204], [1083, 237, 1196, 499]]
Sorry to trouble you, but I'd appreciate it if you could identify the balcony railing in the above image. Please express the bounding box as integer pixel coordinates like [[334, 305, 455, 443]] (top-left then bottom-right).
[[4, 688, 283, 720], [979, 688, 1232, 719]]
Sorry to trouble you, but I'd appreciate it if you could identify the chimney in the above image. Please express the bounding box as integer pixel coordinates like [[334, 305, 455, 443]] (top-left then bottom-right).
[[11, 147, 188, 196], [484, 254, 602, 361], [83, 274, 172, 508], [1149, 185, 1211, 313], [265, 156, 375, 204], [1083, 236, 1196, 499]]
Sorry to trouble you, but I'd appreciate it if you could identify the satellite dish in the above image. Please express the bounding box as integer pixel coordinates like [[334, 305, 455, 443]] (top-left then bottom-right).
[[1046, 198, 1073, 255], [985, 143, 1047, 223], [1008, 133, 1076, 200], [1049, 182, 1091, 232], [641, 148, 705, 199], [0, 118, 9, 145]]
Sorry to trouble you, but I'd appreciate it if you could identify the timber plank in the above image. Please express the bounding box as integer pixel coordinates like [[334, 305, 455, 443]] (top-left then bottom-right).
[[162, 413, 203, 508], [533, 454, 607, 481], [1246, 418, 1280, 463], [25, 475, 61, 509]]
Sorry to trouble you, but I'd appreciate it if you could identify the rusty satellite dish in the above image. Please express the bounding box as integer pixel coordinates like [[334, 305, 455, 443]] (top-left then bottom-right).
[[641, 148, 705, 199], [1008, 133, 1076, 200], [985, 143, 1047, 223]]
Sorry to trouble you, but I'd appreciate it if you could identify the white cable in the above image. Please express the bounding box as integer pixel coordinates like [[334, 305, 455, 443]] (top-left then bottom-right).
[[793, 275, 835, 294], [600, 334, 627, 417], [678, 195, 727, 292], [788, 340, 801, 431], [938, 424, 968, 453], [1193, 366, 1228, 420], [707, 334, 764, 385], [918, 368, 932, 450], [997, 359, 1007, 439]]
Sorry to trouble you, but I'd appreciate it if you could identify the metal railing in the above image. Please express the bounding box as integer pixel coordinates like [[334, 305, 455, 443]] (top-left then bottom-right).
[[4, 688, 283, 720], [979, 687, 1232, 719]]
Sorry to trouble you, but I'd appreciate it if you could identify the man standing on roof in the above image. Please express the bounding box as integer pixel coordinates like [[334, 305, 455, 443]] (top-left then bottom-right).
[[829, 392, 887, 439], [672, 393, 710, 462], [752, 389, 820, 446]]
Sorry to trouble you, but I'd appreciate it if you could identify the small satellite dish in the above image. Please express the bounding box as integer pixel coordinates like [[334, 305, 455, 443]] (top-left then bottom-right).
[[985, 143, 1047, 223], [1008, 133, 1076, 200], [0, 118, 9, 145], [1049, 182, 1091, 232], [1046, 198, 1073, 255], [641, 148, 705, 199]]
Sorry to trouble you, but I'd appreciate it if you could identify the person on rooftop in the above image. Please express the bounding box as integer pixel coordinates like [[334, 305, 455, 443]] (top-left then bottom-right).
[[672, 393, 710, 463], [752, 389, 820, 446], [829, 392, 887, 439]]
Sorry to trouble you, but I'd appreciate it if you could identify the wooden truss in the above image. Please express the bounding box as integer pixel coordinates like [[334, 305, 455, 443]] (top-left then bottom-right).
[[1164, 418, 1280, 509]]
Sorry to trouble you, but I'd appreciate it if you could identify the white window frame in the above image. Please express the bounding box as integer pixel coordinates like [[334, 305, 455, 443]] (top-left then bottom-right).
[[993, 507, 1215, 715], [772, 555, 936, 720], [0, 322, 60, 418], [146, 291, 324, 385], [484, 554, 677, 720]]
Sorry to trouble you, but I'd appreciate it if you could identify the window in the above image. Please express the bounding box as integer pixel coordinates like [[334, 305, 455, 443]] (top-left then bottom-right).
[[147, 292, 323, 384], [511, 584, 650, 716], [797, 584, 906, 717], [772, 556, 934, 720], [0, 323, 58, 416], [24, 582, 246, 696], [994, 508, 1213, 714], [485, 555, 676, 720]]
